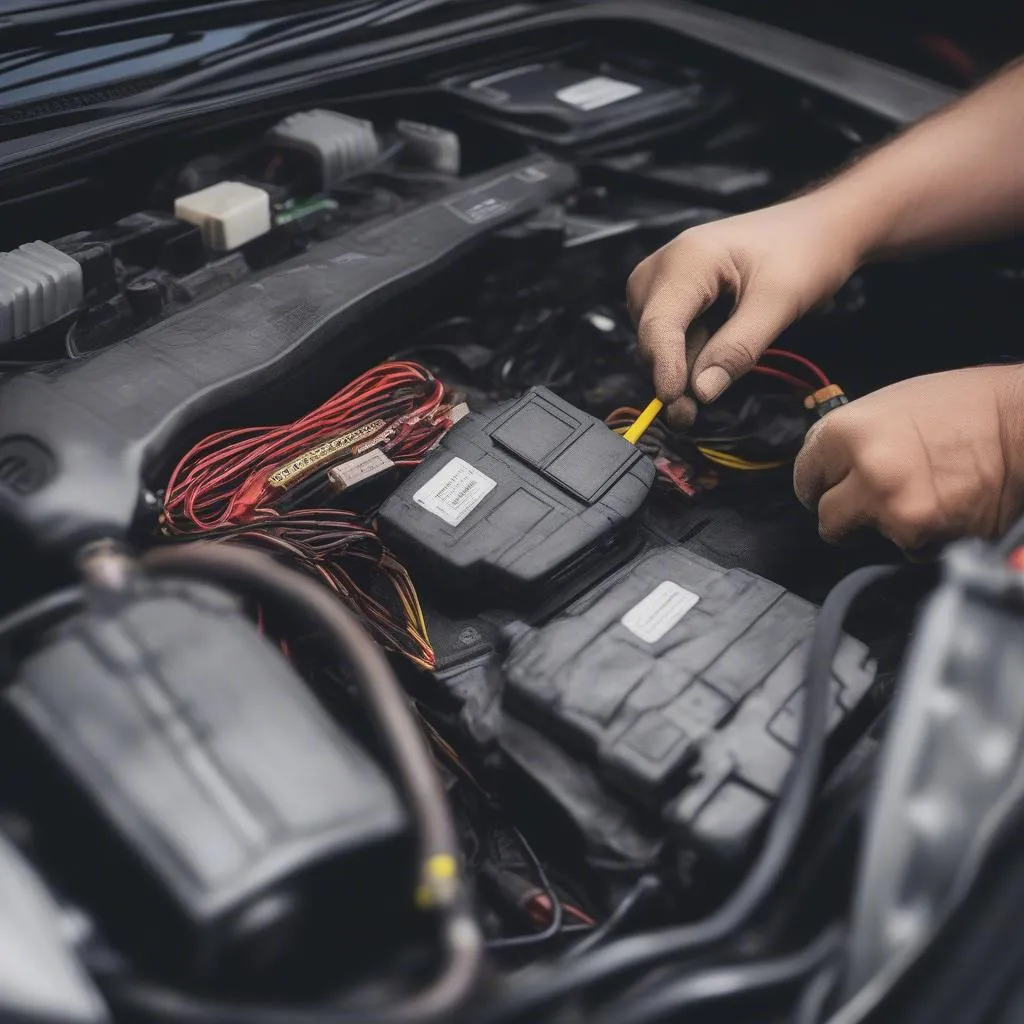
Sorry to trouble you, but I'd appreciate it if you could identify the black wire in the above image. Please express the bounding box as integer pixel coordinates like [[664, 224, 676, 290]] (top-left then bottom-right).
[[486, 564, 900, 1022], [562, 876, 661, 960], [487, 826, 565, 952], [0, 587, 83, 644], [592, 928, 845, 1024], [795, 961, 841, 1024]]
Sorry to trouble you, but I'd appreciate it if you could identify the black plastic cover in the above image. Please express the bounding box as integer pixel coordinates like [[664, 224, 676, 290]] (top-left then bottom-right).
[[442, 63, 726, 150], [4, 578, 406, 976], [0, 155, 575, 551], [503, 545, 876, 872], [378, 386, 654, 609]]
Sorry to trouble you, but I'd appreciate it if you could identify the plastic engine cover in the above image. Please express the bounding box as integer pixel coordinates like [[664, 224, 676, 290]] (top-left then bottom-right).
[[502, 545, 876, 875], [0, 155, 575, 551], [4, 577, 406, 977], [378, 386, 655, 609]]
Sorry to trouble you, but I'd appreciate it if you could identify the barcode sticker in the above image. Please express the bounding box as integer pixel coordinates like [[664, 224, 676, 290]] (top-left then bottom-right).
[[328, 449, 394, 490], [621, 582, 699, 643], [555, 76, 642, 111], [413, 457, 496, 527]]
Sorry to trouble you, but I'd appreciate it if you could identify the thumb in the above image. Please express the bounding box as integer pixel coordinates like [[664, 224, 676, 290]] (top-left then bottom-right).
[[689, 286, 799, 403]]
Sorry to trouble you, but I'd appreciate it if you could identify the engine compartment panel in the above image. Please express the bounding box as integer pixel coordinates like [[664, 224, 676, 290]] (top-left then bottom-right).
[[0, 11, 1018, 1023]]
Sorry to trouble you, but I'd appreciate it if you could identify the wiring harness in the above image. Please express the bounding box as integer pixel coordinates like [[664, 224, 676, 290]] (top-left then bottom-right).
[[163, 361, 451, 530], [606, 348, 836, 484], [161, 361, 458, 668]]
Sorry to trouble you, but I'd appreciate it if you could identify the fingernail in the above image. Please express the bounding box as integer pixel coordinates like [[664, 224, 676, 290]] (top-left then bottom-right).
[[694, 366, 731, 402]]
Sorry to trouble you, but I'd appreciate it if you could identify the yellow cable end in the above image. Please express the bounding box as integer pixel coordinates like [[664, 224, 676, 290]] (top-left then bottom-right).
[[623, 398, 663, 445]]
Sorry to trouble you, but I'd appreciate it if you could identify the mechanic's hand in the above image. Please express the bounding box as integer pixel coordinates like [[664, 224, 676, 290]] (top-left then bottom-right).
[[626, 194, 862, 425], [794, 366, 1024, 552]]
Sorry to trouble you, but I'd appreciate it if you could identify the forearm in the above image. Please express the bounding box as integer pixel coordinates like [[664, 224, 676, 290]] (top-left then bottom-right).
[[812, 58, 1024, 264]]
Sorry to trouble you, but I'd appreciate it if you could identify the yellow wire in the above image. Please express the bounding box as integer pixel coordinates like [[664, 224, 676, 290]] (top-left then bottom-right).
[[697, 446, 789, 471], [623, 398, 663, 444], [617, 399, 788, 471]]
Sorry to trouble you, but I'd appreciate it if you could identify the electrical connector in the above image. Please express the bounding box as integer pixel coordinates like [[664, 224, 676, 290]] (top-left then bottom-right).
[[803, 383, 848, 418], [174, 181, 271, 251]]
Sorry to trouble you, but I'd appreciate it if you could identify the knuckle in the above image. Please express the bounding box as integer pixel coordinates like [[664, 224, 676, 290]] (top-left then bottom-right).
[[667, 231, 719, 275], [818, 519, 843, 545], [884, 500, 937, 550], [855, 445, 904, 498], [710, 337, 757, 376]]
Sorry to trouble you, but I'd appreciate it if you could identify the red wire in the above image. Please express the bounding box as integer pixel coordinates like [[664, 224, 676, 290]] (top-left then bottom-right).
[[163, 361, 448, 532], [564, 904, 597, 926], [761, 348, 830, 387], [751, 365, 813, 390]]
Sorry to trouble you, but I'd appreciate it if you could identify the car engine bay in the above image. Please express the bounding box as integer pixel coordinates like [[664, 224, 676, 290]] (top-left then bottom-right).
[[2, 6, 1024, 1022]]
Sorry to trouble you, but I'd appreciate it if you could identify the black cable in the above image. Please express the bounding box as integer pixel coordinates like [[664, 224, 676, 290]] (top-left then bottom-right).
[[486, 564, 899, 1022], [592, 928, 844, 1024], [795, 962, 841, 1024], [562, 876, 661, 960], [0, 587, 83, 644], [115, 543, 483, 1024], [486, 826, 564, 952]]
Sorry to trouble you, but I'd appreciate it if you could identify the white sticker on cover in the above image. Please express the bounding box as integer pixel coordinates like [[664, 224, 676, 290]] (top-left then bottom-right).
[[413, 457, 496, 527], [555, 76, 643, 111], [621, 581, 699, 643]]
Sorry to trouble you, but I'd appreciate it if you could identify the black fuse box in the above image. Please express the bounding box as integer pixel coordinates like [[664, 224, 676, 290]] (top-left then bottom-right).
[[502, 545, 876, 873], [3, 578, 406, 979], [378, 386, 655, 612]]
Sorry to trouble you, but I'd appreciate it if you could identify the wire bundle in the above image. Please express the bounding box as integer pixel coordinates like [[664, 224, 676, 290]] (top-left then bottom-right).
[[163, 361, 448, 532], [608, 348, 832, 477], [183, 510, 435, 669], [700, 349, 830, 471], [160, 361, 453, 668]]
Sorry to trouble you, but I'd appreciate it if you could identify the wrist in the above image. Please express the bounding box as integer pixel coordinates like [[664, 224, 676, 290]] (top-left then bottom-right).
[[798, 180, 889, 273]]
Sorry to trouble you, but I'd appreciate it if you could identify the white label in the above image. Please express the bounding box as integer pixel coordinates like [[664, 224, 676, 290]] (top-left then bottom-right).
[[448, 402, 471, 425], [328, 449, 394, 489], [621, 582, 699, 643], [413, 457, 496, 527], [556, 76, 642, 111]]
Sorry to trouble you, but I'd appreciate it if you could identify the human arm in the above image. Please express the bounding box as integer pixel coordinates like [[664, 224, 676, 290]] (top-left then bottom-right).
[[626, 59, 1024, 424]]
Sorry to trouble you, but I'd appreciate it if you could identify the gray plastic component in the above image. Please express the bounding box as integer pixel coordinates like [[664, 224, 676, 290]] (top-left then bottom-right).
[[266, 108, 381, 189], [7, 577, 406, 973], [845, 542, 1024, 998], [0, 831, 107, 1022], [0, 240, 82, 343], [0, 155, 575, 550], [397, 120, 461, 175]]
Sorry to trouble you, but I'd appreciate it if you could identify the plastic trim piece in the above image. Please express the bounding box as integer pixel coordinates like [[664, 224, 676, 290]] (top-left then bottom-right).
[[0, 155, 575, 550], [842, 542, 1024, 1012], [0, 2, 953, 184], [0, 240, 83, 344]]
